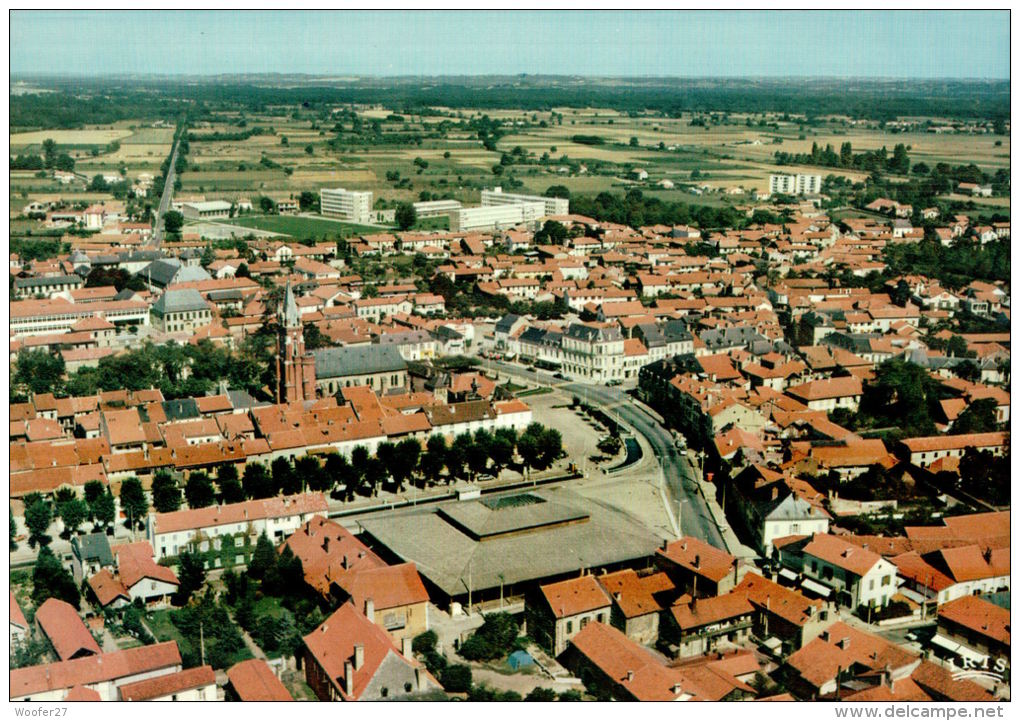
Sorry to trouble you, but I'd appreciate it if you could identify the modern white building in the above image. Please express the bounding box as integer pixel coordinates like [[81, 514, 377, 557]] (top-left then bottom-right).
[[412, 199, 462, 218], [769, 174, 822, 196], [320, 187, 373, 223], [449, 201, 546, 232], [481, 187, 569, 216], [180, 201, 232, 220]]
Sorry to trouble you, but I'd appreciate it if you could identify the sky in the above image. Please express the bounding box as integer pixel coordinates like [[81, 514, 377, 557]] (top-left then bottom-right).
[[9, 10, 1010, 79]]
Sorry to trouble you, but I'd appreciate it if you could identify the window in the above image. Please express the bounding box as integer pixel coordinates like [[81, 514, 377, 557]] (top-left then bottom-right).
[[881, 576, 891, 586], [565, 620, 573, 634], [581, 617, 589, 629]]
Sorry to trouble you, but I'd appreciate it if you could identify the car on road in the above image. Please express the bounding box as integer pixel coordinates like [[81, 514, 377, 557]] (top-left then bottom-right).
[[553, 372, 566, 380], [607, 379, 622, 386]]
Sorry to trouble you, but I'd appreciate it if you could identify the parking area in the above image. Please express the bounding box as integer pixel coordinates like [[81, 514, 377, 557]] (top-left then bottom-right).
[[525, 389, 611, 465]]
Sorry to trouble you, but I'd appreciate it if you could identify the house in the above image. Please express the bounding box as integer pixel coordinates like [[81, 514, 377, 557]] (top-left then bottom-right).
[[70, 531, 115, 583], [301, 604, 441, 701], [10, 592, 29, 648], [782, 621, 992, 701], [785, 376, 862, 412], [148, 492, 328, 560], [114, 541, 180, 605], [663, 592, 756, 658], [10, 641, 183, 701], [34, 599, 101, 661], [118, 665, 218, 701], [225, 659, 293, 701], [150, 289, 212, 334], [728, 466, 830, 556], [932, 595, 1009, 671], [529, 575, 613, 657], [562, 621, 754, 701], [898, 432, 1007, 468], [333, 565, 431, 644], [596, 569, 675, 646], [790, 534, 901, 609], [731, 572, 836, 654], [656, 537, 746, 598]]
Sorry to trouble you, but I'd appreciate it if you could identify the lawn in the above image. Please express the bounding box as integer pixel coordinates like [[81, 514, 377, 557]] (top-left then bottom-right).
[[215, 214, 387, 239]]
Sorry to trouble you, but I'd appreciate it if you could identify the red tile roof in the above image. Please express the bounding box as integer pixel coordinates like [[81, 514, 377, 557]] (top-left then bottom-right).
[[87, 569, 131, 607], [938, 595, 1010, 647], [114, 541, 179, 589], [10, 641, 182, 698], [118, 665, 215, 700], [34, 598, 101, 660], [539, 575, 612, 619], [597, 570, 674, 618], [802, 533, 884, 577], [338, 562, 430, 613], [63, 685, 102, 701], [657, 537, 738, 584], [153, 492, 327, 535], [302, 604, 432, 701], [226, 659, 293, 701], [10, 592, 28, 631]]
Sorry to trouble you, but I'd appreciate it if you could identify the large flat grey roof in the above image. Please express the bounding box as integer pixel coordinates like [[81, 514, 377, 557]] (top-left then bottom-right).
[[359, 487, 662, 598]]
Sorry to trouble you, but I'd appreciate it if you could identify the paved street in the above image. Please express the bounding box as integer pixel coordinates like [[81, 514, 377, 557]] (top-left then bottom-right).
[[150, 134, 180, 246], [479, 359, 726, 549]]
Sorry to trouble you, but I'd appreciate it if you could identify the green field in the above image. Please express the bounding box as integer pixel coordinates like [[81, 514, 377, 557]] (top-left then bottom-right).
[[214, 214, 388, 239]]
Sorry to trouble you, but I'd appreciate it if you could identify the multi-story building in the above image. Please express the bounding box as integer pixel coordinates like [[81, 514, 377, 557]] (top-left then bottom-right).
[[150, 289, 212, 334], [180, 201, 231, 219], [412, 199, 462, 218], [449, 201, 545, 232], [481, 187, 569, 216], [529, 576, 613, 657], [13, 274, 84, 299], [320, 187, 373, 223], [560, 323, 626, 382], [147, 492, 328, 560], [769, 174, 822, 196]]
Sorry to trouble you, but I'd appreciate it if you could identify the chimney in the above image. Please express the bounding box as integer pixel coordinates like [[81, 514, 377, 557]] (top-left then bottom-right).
[[820, 629, 829, 642], [983, 547, 992, 563], [839, 637, 850, 650], [693, 554, 701, 569], [364, 598, 374, 619], [342, 555, 349, 570], [414, 667, 422, 690], [354, 644, 365, 670], [672, 683, 683, 696], [661, 539, 669, 552], [344, 661, 354, 695], [401, 636, 412, 658], [613, 591, 622, 602], [322, 536, 329, 553], [627, 670, 634, 682]]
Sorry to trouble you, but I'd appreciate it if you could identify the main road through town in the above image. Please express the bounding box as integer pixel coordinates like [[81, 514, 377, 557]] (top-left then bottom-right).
[[479, 359, 726, 549], [149, 135, 180, 247]]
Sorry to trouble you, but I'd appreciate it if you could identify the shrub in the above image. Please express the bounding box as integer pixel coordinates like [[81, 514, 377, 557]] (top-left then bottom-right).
[[440, 664, 473, 693]]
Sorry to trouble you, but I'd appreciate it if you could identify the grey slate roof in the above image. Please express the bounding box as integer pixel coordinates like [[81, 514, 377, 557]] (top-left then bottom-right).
[[14, 274, 82, 288], [359, 487, 662, 598], [71, 532, 114, 567], [138, 258, 183, 286], [313, 344, 407, 379], [494, 313, 522, 334], [151, 288, 209, 315], [565, 323, 622, 343], [161, 398, 201, 422]]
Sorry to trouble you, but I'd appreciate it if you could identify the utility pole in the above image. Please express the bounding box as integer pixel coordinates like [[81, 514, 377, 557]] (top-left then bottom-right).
[[199, 621, 205, 666]]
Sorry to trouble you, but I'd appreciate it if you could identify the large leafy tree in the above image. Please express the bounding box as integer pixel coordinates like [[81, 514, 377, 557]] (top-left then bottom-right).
[[184, 472, 216, 509], [91, 490, 117, 530], [857, 359, 944, 438], [13, 350, 65, 396], [248, 533, 277, 581], [951, 398, 999, 435], [32, 546, 80, 609], [242, 462, 273, 500], [152, 471, 183, 513], [24, 498, 52, 548], [175, 550, 207, 605], [295, 455, 325, 492], [120, 477, 149, 529], [57, 499, 88, 537], [217, 464, 245, 504]]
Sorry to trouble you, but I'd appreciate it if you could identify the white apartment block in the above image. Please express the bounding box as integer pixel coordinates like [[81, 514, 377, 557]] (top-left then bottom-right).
[[769, 174, 822, 196], [481, 187, 570, 216], [413, 199, 462, 218], [449, 201, 546, 232], [320, 187, 373, 224]]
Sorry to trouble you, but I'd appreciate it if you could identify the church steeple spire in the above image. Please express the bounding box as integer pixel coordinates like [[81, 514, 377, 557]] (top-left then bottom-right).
[[275, 281, 317, 403], [281, 281, 301, 329]]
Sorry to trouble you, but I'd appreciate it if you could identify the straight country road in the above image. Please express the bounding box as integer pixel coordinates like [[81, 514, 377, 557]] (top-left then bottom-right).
[[150, 134, 181, 247], [479, 359, 726, 549]]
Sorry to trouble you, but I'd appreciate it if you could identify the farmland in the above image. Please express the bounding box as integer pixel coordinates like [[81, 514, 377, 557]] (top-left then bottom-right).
[[8, 78, 1010, 242]]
